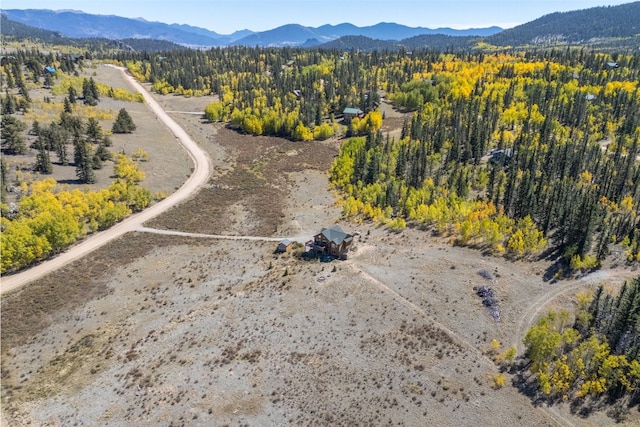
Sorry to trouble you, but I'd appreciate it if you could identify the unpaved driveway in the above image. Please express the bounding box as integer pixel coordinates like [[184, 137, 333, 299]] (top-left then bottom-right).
[[0, 66, 211, 294]]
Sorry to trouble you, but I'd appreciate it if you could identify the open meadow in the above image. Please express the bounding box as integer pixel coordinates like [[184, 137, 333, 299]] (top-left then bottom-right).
[[1, 65, 639, 426]]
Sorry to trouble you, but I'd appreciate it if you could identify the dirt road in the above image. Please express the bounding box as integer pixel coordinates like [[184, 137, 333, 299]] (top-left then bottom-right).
[[0, 66, 211, 295]]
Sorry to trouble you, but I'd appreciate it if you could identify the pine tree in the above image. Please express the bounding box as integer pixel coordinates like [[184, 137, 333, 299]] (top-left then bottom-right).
[[2, 90, 15, 115], [0, 157, 7, 204], [82, 77, 99, 106], [34, 136, 53, 174], [112, 108, 136, 133], [1, 115, 27, 155], [68, 86, 77, 104], [43, 72, 53, 89], [74, 137, 96, 184], [63, 97, 72, 113], [85, 117, 102, 143]]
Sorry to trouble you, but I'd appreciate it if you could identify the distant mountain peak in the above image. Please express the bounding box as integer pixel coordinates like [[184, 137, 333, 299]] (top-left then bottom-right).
[[1, 8, 502, 47]]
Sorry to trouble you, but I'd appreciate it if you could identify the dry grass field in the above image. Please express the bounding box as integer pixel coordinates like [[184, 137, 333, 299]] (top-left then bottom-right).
[[1, 65, 639, 426]]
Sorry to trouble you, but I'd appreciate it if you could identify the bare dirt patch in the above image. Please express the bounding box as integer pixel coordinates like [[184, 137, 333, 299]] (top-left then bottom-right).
[[146, 126, 338, 237], [2, 93, 638, 427]]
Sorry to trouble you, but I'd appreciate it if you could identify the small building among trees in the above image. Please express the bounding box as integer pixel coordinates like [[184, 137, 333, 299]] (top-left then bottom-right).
[[342, 107, 364, 123], [312, 225, 354, 259]]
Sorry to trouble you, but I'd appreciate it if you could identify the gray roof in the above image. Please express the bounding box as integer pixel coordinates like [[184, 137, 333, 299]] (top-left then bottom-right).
[[343, 107, 363, 115], [320, 225, 352, 245]]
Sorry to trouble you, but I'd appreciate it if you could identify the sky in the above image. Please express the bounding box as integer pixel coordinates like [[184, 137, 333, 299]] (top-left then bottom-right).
[[1, 0, 635, 34]]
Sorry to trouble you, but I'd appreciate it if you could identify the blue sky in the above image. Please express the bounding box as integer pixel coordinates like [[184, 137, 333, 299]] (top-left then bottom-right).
[[1, 0, 634, 34]]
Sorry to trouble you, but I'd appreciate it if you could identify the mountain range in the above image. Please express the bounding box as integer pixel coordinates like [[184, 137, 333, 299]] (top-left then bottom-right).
[[0, 9, 501, 48], [2, 2, 639, 51]]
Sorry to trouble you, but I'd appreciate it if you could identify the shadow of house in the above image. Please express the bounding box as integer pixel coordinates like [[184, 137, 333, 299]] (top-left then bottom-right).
[[312, 225, 353, 259]]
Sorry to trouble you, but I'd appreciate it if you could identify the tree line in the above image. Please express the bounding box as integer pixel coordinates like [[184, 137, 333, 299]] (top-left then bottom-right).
[[119, 47, 383, 140]]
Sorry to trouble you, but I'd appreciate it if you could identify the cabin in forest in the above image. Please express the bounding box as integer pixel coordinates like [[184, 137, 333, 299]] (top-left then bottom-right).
[[312, 225, 353, 259], [489, 148, 513, 166], [343, 107, 364, 123], [43, 66, 55, 74]]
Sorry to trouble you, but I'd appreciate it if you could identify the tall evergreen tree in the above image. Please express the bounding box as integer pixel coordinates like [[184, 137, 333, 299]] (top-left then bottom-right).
[[0, 157, 7, 204], [85, 117, 102, 143], [1, 115, 27, 155], [34, 135, 53, 174], [73, 137, 96, 184], [112, 108, 136, 133]]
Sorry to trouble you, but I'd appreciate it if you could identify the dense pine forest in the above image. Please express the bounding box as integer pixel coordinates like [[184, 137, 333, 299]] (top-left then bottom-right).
[[118, 47, 640, 268]]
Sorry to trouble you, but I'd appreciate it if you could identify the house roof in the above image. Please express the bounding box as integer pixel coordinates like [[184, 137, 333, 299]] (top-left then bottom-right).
[[319, 225, 352, 245], [44, 66, 55, 73], [279, 239, 292, 246], [343, 108, 363, 115]]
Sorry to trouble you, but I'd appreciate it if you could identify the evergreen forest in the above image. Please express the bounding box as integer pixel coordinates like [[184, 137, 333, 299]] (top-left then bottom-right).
[[118, 47, 640, 268]]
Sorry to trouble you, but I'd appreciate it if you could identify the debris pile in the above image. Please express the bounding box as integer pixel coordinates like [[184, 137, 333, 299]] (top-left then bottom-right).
[[476, 286, 500, 322], [477, 269, 494, 283], [476, 269, 500, 322]]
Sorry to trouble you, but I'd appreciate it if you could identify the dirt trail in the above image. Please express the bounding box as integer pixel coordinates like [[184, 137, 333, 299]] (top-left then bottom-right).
[[136, 226, 311, 243], [350, 263, 574, 427], [514, 269, 638, 355], [0, 66, 212, 295]]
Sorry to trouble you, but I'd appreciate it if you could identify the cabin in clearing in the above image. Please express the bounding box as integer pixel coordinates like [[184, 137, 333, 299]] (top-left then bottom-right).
[[276, 239, 293, 253], [312, 225, 353, 259]]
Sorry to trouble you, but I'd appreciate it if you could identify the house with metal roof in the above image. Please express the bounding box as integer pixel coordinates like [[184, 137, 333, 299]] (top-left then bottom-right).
[[342, 107, 364, 123], [312, 225, 354, 259], [276, 239, 293, 253]]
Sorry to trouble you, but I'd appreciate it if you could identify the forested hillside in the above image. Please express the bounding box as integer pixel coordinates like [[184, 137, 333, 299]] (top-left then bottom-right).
[[0, 14, 185, 53], [0, 13, 65, 41], [119, 47, 640, 268], [488, 2, 640, 46]]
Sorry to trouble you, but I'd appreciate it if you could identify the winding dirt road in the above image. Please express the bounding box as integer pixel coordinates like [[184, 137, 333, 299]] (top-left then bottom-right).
[[0, 66, 211, 295]]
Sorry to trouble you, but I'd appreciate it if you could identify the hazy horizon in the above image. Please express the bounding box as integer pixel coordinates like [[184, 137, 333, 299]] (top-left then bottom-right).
[[1, 0, 635, 34]]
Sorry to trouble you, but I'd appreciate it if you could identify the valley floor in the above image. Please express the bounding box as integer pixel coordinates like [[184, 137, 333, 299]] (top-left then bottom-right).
[[1, 66, 638, 426]]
